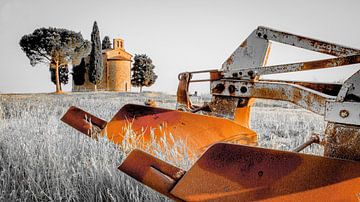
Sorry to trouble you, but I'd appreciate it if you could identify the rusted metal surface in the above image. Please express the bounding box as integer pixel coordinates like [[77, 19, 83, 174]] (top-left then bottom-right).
[[177, 73, 192, 110], [207, 96, 239, 120], [61, 106, 107, 136], [118, 149, 185, 201], [228, 54, 360, 79], [118, 143, 360, 201], [256, 26, 360, 57], [324, 122, 360, 161], [176, 70, 222, 111], [211, 80, 336, 115], [293, 134, 320, 152], [209, 71, 223, 81], [144, 99, 157, 107], [169, 143, 360, 201], [259, 80, 342, 96], [212, 26, 360, 123], [343, 69, 360, 101], [105, 104, 257, 154]]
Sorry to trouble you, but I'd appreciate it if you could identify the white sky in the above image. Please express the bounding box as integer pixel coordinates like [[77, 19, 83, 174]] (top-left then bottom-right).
[[1, 0, 360, 94]]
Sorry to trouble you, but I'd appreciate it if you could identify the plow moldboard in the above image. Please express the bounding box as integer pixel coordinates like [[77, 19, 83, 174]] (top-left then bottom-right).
[[105, 104, 257, 153], [170, 143, 360, 201]]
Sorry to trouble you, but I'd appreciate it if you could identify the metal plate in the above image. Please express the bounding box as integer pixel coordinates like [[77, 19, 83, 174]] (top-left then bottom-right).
[[61, 106, 107, 136], [171, 143, 360, 201], [118, 149, 185, 201], [105, 104, 257, 154], [325, 101, 360, 125]]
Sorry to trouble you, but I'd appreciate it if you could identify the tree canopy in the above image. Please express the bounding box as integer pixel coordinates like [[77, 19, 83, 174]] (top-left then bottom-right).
[[88, 21, 103, 90], [19, 27, 90, 93], [72, 58, 86, 86], [102, 36, 112, 50], [131, 54, 158, 92]]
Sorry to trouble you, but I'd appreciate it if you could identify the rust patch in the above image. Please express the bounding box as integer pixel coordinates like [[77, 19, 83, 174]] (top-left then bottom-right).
[[292, 88, 302, 104], [297, 82, 341, 96], [251, 86, 288, 101], [226, 56, 234, 66], [302, 55, 360, 71], [208, 96, 238, 119], [210, 71, 223, 81], [239, 39, 247, 48], [324, 122, 360, 161], [176, 73, 192, 109]]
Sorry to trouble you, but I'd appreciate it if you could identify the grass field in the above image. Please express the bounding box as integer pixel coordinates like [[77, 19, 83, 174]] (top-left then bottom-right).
[[0, 92, 325, 201]]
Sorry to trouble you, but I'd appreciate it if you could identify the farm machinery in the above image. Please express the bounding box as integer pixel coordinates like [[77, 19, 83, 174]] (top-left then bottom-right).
[[62, 26, 360, 201]]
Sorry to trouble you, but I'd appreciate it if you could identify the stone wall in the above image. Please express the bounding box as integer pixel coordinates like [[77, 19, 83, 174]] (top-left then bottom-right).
[[108, 60, 131, 91]]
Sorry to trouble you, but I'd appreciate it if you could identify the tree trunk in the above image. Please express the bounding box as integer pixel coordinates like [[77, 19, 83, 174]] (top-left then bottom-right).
[[140, 86, 142, 93], [55, 61, 61, 93], [94, 84, 97, 91]]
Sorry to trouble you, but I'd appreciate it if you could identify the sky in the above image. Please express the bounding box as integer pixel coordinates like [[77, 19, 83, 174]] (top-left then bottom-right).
[[1, 0, 360, 94]]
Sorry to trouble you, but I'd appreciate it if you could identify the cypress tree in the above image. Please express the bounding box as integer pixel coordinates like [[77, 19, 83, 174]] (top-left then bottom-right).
[[72, 58, 86, 85], [89, 21, 103, 91], [102, 36, 112, 50], [131, 54, 158, 92]]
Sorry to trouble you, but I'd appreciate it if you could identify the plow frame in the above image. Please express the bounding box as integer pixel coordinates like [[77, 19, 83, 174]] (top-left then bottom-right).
[[177, 26, 360, 160]]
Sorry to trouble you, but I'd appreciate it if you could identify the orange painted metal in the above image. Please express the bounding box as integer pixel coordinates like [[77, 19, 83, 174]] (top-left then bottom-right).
[[234, 98, 255, 128], [119, 149, 185, 201], [119, 143, 360, 201], [61, 104, 257, 153], [171, 143, 360, 201], [177, 73, 192, 109], [61, 106, 107, 136], [105, 104, 257, 154]]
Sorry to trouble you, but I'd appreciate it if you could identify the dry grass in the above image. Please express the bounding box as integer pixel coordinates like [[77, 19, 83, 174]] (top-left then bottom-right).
[[118, 123, 193, 169], [0, 93, 325, 201]]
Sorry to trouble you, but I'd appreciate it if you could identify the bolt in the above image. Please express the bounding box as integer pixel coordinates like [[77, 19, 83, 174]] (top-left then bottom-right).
[[258, 171, 263, 177], [240, 86, 247, 93], [228, 85, 236, 94], [237, 98, 247, 106], [212, 83, 225, 94], [339, 109, 349, 118]]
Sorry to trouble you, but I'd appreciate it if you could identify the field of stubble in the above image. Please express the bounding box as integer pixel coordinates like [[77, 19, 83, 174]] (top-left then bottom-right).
[[0, 92, 325, 201]]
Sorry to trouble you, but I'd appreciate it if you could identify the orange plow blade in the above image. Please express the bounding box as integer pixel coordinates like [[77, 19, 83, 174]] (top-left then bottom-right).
[[119, 149, 185, 201], [61, 104, 257, 153], [119, 143, 360, 202], [61, 106, 107, 136]]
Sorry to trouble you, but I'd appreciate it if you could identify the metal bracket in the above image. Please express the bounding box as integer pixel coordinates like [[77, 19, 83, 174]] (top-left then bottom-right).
[[336, 83, 352, 102], [325, 101, 360, 125], [211, 80, 336, 115]]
